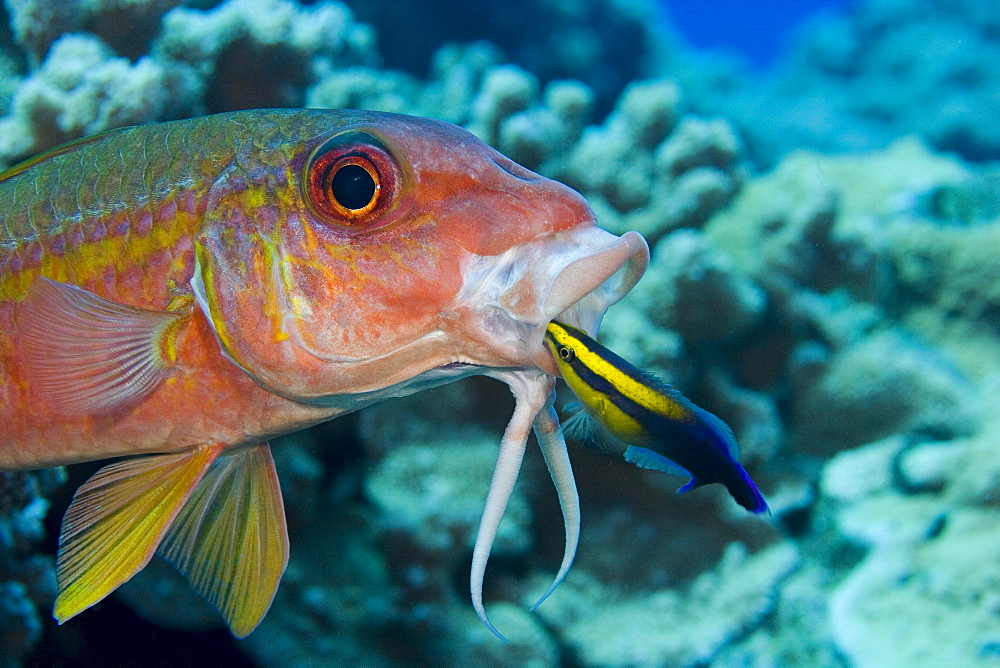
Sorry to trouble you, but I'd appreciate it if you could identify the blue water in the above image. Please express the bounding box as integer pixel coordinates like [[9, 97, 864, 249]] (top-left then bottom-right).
[[661, 0, 856, 67]]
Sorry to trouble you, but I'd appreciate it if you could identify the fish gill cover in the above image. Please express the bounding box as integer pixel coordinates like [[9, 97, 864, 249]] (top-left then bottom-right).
[[0, 0, 997, 666]]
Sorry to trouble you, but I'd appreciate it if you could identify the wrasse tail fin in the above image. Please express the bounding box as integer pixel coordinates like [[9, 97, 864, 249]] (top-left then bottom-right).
[[727, 465, 769, 515], [679, 406, 768, 513], [677, 466, 768, 514], [158, 443, 288, 638], [20, 278, 187, 415], [54, 443, 223, 625]]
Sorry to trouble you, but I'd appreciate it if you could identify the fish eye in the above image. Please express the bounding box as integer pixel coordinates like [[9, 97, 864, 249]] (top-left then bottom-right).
[[331, 162, 377, 210], [558, 345, 575, 362], [305, 133, 399, 227]]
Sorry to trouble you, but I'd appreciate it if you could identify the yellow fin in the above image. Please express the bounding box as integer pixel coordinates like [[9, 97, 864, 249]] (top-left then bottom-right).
[[158, 443, 288, 638], [54, 443, 222, 624]]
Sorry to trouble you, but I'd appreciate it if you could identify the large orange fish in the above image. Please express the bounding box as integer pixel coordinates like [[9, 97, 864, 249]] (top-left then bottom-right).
[[0, 109, 648, 638]]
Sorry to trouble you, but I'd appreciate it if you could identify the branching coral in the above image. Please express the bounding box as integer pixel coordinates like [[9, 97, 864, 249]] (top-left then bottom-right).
[[0, 0, 996, 665], [0, 0, 380, 165], [0, 33, 200, 162], [553, 79, 743, 243], [155, 0, 376, 111]]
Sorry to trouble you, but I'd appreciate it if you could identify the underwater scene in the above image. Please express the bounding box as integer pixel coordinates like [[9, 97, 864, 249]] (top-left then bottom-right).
[[1, 0, 999, 665]]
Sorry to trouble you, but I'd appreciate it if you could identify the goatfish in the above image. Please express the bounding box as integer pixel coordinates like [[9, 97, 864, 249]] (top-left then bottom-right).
[[0, 109, 650, 638], [544, 320, 768, 514]]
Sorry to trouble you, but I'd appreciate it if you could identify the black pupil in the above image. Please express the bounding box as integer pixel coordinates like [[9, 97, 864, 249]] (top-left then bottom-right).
[[559, 346, 574, 361], [331, 163, 376, 210]]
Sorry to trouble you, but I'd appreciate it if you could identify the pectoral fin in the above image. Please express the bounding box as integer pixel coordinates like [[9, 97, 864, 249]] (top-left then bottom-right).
[[562, 409, 629, 456], [158, 443, 288, 638], [54, 443, 223, 624], [19, 277, 187, 415]]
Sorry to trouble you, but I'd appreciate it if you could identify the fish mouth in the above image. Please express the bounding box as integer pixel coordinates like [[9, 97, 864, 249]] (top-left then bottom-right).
[[455, 225, 649, 373]]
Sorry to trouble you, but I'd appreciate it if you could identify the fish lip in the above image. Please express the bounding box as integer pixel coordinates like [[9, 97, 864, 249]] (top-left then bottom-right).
[[455, 224, 649, 374], [530, 228, 649, 373]]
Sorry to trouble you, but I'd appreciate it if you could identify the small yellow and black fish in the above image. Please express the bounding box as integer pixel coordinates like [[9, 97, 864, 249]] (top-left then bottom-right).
[[545, 320, 768, 514]]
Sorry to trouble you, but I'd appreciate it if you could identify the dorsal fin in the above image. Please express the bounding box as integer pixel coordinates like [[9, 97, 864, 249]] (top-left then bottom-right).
[[0, 128, 126, 184], [688, 403, 740, 460]]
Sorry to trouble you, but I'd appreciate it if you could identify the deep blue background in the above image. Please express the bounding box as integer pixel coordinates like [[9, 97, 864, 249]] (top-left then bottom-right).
[[661, 0, 856, 67]]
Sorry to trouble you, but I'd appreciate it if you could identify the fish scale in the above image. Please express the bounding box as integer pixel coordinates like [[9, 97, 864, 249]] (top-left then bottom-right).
[[0, 108, 651, 638], [0, 112, 340, 306]]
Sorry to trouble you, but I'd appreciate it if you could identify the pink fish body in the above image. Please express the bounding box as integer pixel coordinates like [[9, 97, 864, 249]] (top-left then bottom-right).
[[0, 109, 648, 637]]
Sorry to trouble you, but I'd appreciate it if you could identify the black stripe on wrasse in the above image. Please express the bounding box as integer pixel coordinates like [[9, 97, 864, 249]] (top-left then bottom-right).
[[548, 324, 768, 514], [547, 326, 698, 433], [550, 324, 668, 399]]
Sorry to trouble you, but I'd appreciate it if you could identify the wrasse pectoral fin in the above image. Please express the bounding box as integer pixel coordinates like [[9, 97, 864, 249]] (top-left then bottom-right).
[[54, 443, 223, 625], [562, 408, 630, 455], [20, 278, 186, 415], [158, 443, 288, 638]]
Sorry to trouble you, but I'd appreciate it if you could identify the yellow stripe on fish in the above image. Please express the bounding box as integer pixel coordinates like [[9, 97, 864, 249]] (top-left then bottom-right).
[[0, 107, 652, 641], [545, 320, 768, 514], [545, 320, 694, 440]]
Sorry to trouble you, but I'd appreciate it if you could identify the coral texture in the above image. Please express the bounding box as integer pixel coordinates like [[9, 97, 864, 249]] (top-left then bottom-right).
[[0, 0, 997, 665], [0, 469, 63, 664]]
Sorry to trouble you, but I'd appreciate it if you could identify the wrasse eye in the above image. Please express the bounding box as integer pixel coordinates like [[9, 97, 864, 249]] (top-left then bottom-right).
[[557, 345, 575, 362], [306, 133, 399, 227]]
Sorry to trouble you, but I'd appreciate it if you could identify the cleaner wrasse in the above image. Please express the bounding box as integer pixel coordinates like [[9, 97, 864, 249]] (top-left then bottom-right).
[[0, 109, 649, 638], [544, 320, 767, 514]]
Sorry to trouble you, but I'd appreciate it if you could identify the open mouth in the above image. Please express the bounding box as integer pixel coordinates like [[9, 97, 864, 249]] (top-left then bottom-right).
[[455, 225, 649, 373], [456, 225, 647, 641], [529, 227, 649, 373]]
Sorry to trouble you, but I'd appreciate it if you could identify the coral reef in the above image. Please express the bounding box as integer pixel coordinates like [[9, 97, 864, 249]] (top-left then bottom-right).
[[679, 0, 1000, 165], [635, 229, 766, 345], [534, 541, 799, 666], [0, 469, 63, 664], [552, 79, 745, 244], [365, 439, 533, 555], [0, 33, 199, 161], [0, 0, 996, 665], [590, 116, 999, 666], [823, 417, 1000, 667], [0, 0, 379, 164], [157, 0, 376, 111]]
